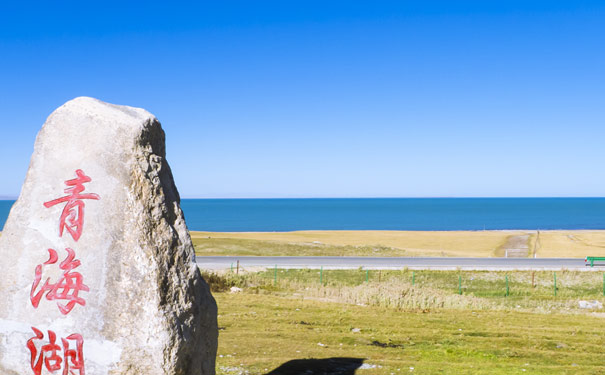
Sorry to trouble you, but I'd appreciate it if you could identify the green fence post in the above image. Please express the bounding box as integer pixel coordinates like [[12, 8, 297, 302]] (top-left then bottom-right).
[[458, 275, 462, 295], [554, 272, 557, 297], [274, 265, 277, 285], [412, 271, 415, 286], [366, 269, 369, 283], [505, 275, 509, 297], [602, 273, 604, 297], [320, 266, 323, 285]]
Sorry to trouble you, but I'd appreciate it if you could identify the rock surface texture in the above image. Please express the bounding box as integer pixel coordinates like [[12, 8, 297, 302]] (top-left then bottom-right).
[[0, 97, 218, 374]]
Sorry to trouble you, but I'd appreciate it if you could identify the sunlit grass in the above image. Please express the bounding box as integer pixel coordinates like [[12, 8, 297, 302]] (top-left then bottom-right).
[[207, 269, 605, 313], [213, 286, 605, 374], [191, 230, 605, 258]]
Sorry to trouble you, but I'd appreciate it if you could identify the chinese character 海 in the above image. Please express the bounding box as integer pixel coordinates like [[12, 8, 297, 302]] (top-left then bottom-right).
[[43, 169, 100, 242], [30, 248, 89, 315]]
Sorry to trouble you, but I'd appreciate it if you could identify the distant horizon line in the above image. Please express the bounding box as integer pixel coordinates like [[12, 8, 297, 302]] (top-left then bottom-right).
[[4, 196, 605, 200], [183, 196, 605, 199]]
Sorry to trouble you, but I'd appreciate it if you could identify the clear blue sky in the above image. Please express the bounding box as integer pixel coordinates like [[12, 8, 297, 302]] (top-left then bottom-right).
[[1, 1, 604, 198]]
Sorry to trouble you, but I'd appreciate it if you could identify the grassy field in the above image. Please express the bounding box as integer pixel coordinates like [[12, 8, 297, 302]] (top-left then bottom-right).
[[208, 269, 605, 374], [192, 230, 605, 258]]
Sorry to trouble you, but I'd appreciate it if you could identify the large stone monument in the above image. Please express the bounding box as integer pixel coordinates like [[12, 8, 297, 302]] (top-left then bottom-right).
[[0, 97, 218, 374]]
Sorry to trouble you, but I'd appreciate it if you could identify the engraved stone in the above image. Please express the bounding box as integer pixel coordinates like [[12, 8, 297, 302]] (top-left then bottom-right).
[[0, 97, 218, 374]]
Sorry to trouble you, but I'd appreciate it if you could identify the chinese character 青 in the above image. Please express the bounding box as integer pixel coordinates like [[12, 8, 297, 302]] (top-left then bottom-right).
[[43, 169, 100, 242]]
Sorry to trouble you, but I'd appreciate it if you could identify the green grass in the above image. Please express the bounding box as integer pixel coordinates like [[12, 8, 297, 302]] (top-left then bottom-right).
[[193, 237, 413, 257], [205, 270, 605, 374], [215, 293, 605, 375], [227, 269, 605, 311]]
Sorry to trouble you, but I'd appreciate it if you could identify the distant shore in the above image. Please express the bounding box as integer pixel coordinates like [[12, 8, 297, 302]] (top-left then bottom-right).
[[191, 230, 605, 258], [2, 229, 602, 258]]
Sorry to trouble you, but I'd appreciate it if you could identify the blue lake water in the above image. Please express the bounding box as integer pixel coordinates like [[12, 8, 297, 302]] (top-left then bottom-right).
[[2, 198, 604, 232]]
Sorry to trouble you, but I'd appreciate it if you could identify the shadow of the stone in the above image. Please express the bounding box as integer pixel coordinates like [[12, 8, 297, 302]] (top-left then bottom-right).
[[265, 357, 365, 375]]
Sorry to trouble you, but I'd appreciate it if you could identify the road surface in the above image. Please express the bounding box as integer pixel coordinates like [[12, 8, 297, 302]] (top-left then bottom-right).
[[196, 256, 595, 271]]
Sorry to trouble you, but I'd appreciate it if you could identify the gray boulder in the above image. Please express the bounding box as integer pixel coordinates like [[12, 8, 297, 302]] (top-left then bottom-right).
[[0, 97, 217, 374]]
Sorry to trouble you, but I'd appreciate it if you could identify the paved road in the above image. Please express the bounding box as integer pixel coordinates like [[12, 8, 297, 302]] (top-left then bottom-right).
[[196, 256, 595, 271]]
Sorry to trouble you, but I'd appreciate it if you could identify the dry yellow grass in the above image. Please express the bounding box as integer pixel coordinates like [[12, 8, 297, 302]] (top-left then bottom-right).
[[191, 230, 605, 258], [535, 230, 605, 257]]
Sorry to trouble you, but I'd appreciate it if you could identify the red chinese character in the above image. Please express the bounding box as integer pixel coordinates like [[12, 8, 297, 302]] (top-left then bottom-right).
[[62, 334, 85, 375], [43, 169, 100, 242], [26, 327, 62, 375], [30, 248, 89, 315], [26, 328, 85, 375]]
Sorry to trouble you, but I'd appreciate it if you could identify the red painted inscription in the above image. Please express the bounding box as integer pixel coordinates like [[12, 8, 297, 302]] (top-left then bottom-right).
[[30, 248, 89, 315], [43, 169, 99, 242], [27, 327, 85, 375], [28, 169, 96, 374]]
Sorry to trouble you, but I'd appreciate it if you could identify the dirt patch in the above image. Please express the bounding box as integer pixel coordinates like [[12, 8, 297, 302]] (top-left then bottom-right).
[[495, 235, 529, 257], [370, 340, 404, 349]]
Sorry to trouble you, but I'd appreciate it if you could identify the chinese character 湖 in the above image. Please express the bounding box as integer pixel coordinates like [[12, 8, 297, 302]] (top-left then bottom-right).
[[27, 327, 85, 375]]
